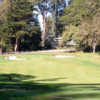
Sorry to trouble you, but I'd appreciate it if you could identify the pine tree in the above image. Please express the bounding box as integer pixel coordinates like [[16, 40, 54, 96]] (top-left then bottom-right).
[[6, 0, 34, 52]]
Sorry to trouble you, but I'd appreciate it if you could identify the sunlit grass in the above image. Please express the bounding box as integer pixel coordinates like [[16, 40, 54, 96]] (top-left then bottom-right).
[[0, 52, 100, 100]]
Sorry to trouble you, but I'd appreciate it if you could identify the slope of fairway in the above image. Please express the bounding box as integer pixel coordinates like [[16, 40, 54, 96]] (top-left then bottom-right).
[[0, 52, 100, 100]]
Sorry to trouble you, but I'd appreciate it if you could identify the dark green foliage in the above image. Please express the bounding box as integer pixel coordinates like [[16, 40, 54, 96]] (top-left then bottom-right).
[[19, 33, 41, 51], [0, 0, 41, 52], [60, 0, 89, 26], [6, 0, 34, 51], [0, 22, 9, 53]]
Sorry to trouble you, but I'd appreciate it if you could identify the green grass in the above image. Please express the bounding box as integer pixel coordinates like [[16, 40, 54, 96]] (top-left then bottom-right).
[[0, 52, 100, 100]]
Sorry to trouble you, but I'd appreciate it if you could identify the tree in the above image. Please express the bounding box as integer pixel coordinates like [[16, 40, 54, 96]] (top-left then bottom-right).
[[35, 0, 66, 47], [0, 22, 8, 54], [60, 0, 100, 53], [80, 15, 100, 53], [0, 0, 10, 54], [77, 0, 100, 53], [6, 0, 35, 52]]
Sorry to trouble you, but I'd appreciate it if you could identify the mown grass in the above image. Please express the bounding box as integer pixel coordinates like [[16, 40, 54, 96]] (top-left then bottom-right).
[[0, 52, 100, 100]]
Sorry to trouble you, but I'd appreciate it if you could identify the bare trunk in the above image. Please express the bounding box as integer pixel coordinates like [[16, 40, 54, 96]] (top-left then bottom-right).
[[92, 42, 96, 53], [0, 47, 2, 54], [92, 33, 97, 53], [41, 15, 46, 47], [14, 38, 18, 52]]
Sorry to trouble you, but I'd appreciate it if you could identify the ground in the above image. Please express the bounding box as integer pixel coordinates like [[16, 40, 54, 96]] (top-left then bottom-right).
[[0, 52, 100, 100]]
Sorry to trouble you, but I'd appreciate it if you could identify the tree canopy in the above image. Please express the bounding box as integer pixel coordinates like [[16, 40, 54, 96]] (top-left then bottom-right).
[[60, 0, 100, 53]]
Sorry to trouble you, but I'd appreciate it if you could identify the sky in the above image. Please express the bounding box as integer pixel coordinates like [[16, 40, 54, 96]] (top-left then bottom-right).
[[0, 0, 2, 3], [66, 0, 70, 6]]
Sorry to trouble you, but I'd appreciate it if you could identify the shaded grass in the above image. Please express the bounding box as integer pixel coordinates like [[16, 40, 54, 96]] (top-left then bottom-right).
[[0, 52, 100, 100]]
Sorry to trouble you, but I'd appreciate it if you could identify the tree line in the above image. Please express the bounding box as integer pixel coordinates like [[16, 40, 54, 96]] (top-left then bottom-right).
[[0, 0, 67, 53], [0, 0, 100, 54]]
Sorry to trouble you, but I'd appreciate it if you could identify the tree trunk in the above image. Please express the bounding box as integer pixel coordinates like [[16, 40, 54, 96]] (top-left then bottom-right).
[[0, 47, 2, 54], [14, 38, 18, 52], [41, 15, 46, 47], [92, 33, 97, 53], [92, 42, 96, 53]]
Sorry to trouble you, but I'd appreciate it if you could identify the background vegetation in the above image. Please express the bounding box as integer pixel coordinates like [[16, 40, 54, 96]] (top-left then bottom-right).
[[0, 0, 100, 53], [60, 0, 100, 53]]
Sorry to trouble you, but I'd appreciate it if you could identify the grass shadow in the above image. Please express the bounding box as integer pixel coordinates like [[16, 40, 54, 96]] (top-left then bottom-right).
[[0, 74, 100, 100]]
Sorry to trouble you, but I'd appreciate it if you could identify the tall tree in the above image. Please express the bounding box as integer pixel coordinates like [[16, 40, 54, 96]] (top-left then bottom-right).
[[35, 0, 66, 47], [0, 23, 7, 54], [0, 0, 10, 54], [6, 0, 35, 52]]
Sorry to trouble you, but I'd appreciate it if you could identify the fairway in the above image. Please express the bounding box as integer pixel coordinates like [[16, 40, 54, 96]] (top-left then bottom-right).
[[0, 52, 100, 100]]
